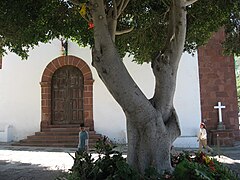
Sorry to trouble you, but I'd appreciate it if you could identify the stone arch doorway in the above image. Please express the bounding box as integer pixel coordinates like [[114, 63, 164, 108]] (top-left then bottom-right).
[[40, 56, 94, 130]]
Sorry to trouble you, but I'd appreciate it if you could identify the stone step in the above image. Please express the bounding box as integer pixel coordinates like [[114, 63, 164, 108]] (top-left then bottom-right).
[[19, 139, 78, 144], [13, 127, 102, 148], [30, 134, 100, 139], [13, 142, 97, 148], [35, 131, 100, 137], [42, 128, 82, 132], [46, 124, 80, 128], [14, 140, 97, 148], [23, 136, 98, 143], [40, 127, 96, 133]]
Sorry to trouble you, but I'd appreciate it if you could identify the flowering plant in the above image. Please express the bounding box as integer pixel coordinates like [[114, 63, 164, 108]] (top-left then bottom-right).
[[172, 151, 238, 180], [64, 142, 238, 180]]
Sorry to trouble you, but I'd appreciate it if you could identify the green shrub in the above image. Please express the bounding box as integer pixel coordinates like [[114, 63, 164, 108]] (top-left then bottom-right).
[[173, 151, 239, 180], [65, 137, 238, 180], [67, 136, 141, 180]]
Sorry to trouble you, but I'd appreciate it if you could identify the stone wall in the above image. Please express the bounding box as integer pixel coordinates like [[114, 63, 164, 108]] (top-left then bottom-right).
[[198, 29, 240, 145], [0, 56, 2, 69]]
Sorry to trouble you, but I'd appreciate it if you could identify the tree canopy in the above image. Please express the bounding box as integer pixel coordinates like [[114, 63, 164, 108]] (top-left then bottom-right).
[[0, 0, 239, 62], [1, 0, 240, 174]]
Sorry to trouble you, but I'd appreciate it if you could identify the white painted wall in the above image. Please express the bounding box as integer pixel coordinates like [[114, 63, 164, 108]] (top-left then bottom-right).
[[0, 40, 201, 147], [174, 53, 201, 147]]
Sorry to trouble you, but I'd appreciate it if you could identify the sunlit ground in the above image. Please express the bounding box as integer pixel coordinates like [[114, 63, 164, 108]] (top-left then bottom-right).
[[0, 149, 77, 171], [215, 155, 240, 165], [0, 149, 238, 173]]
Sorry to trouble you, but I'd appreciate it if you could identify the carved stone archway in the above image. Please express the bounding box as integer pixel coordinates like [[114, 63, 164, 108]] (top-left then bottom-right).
[[40, 55, 94, 130]]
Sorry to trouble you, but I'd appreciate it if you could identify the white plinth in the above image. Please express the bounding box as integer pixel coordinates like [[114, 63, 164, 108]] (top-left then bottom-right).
[[173, 136, 198, 148]]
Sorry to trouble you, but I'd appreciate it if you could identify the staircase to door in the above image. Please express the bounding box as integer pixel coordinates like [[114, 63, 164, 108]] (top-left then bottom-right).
[[13, 63, 101, 148], [13, 125, 101, 148]]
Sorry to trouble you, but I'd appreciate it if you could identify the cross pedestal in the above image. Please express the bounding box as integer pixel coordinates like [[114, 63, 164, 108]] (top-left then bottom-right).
[[209, 129, 234, 147], [217, 122, 225, 130], [214, 102, 226, 130]]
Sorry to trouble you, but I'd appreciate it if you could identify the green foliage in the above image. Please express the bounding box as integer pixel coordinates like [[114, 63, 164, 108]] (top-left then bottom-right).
[[224, 1, 240, 56], [0, 0, 92, 58], [0, 0, 239, 62], [173, 151, 239, 180], [67, 136, 141, 180], [65, 138, 238, 180], [117, 0, 240, 63]]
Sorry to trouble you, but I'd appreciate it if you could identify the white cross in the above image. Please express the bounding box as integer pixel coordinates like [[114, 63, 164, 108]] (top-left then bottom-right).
[[214, 102, 226, 123]]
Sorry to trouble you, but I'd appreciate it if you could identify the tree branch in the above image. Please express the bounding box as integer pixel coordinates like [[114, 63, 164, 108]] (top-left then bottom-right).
[[105, 0, 118, 42], [105, 0, 130, 41], [166, 108, 181, 142], [117, 0, 130, 17], [185, 0, 198, 7], [113, 0, 118, 19], [68, 0, 80, 6], [90, 0, 152, 119], [103, 0, 131, 41], [117, 0, 125, 17], [151, 0, 187, 122], [162, 0, 187, 64], [116, 26, 134, 35]]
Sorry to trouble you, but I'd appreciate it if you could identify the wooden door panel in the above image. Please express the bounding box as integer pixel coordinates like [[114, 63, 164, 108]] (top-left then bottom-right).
[[51, 66, 84, 125], [78, 110, 83, 121]]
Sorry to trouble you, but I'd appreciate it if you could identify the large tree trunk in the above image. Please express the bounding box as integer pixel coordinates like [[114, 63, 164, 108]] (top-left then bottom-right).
[[90, 0, 187, 173], [126, 108, 180, 173]]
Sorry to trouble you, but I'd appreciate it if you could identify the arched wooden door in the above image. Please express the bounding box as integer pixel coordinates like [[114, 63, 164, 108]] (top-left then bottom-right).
[[51, 65, 84, 125]]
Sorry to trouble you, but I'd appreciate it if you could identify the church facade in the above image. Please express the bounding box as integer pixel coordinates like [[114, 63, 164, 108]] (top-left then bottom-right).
[[0, 30, 239, 147]]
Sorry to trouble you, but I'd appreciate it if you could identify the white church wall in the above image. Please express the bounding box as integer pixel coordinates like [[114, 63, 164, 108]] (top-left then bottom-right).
[[0, 40, 62, 141], [0, 40, 200, 147], [173, 53, 201, 148]]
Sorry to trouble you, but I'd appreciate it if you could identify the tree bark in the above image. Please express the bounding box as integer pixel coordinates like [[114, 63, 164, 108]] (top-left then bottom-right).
[[90, 0, 187, 174], [126, 110, 179, 173]]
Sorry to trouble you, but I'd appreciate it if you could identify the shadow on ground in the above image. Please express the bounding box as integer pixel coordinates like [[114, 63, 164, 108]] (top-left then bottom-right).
[[0, 160, 65, 180], [0, 142, 239, 179]]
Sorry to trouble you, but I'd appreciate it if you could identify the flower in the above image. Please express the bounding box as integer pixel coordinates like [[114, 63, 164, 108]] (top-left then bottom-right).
[[88, 21, 94, 29], [209, 165, 216, 172]]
